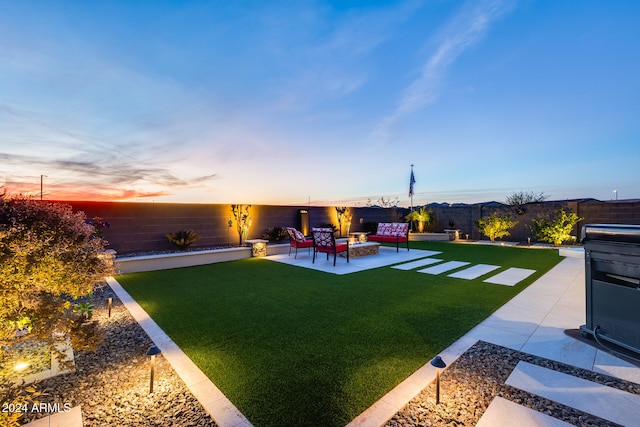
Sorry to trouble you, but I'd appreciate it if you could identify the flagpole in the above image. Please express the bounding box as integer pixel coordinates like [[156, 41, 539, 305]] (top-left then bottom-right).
[[409, 164, 415, 232], [410, 164, 414, 212]]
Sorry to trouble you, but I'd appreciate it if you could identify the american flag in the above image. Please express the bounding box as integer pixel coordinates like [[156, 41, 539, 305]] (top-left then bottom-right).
[[409, 170, 416, 197]]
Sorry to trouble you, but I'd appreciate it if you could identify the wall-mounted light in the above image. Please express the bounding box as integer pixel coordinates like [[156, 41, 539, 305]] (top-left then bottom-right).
[[430, 355, 447, 404], [146, 345, 162, 393]]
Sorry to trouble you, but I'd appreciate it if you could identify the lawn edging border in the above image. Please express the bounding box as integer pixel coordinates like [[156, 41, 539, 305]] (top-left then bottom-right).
[[106, 276, 254, 427]]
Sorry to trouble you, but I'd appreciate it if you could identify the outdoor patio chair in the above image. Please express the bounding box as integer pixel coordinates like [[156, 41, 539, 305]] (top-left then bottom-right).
[[286, 227, 314, 258], [312, 227, 349, 266]]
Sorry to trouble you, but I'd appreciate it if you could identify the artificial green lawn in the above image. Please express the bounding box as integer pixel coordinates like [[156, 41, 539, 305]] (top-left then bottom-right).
[[117, 241, 563, 427]]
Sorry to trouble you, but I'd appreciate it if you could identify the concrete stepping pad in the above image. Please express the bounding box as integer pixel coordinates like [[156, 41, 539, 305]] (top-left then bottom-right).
[[476, 396, 573, 427], [23, 406, 83, 427], [417, 261, 469, 275], [484, 267, 536, 286], [391, 256, 443, 270], [506, 361, 640, 427], [448, 264, 500, 280]]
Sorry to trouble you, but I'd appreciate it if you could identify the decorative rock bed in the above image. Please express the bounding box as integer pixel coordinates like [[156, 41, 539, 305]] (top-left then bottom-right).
[[386, 340, 639, 426], [19, 282, 217, 427]]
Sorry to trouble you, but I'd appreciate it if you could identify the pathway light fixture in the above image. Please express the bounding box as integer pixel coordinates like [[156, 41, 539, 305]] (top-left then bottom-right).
[[146, 345, 162, 393], [430, 355, 447, 404]]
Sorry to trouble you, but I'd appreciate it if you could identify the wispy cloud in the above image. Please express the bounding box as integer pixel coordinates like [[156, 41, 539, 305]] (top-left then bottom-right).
[[267, 1, 423, 113], [376, 0, 516, 141]]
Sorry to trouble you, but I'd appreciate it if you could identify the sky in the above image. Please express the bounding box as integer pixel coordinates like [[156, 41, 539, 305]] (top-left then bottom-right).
[[1, 0, 639, 207]]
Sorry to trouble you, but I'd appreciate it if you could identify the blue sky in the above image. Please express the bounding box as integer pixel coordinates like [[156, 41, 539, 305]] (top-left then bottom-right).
[[1, 0, 639, 206]]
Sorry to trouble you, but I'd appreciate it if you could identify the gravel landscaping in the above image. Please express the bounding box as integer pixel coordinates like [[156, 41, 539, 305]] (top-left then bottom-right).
[[386, 340, 640, 427], [19, 282, 217, 427]]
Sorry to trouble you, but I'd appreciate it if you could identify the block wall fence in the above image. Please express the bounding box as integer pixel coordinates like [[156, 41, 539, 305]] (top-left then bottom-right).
[[58, 200, 640, 255]]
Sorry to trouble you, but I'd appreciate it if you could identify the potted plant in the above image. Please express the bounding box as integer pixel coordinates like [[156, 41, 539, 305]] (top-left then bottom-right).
[[405, 207, 434, 233]]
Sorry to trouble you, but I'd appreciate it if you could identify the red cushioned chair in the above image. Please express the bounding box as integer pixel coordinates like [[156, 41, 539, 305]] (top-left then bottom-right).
[[286, 227, 314, 258], [312, 227, 349, 266]]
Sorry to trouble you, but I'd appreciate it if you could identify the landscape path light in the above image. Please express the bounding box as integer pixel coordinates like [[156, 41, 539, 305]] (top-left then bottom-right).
[[146, 345, 162, 394], [14, 361, 30, 373], [430, 355, 447, 404]]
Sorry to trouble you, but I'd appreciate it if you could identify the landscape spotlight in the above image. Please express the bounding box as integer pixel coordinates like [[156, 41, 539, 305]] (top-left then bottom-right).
[[430, 355, 447, 404], [146, 345, 162, 393], [14, 361, 30, 373]]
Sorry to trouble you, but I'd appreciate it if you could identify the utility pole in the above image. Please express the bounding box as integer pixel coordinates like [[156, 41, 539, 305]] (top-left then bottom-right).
[[40, 175, 47, 200]]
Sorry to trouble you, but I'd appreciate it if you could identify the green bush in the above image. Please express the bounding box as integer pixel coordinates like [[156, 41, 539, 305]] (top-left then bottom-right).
[[166, 230, 200, 250], [405, 207, 434, 232], [531, 209, 583, 246], [475, 213, 517, 242]]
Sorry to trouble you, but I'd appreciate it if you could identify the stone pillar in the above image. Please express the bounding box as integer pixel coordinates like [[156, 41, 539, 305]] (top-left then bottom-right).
[[245, 239, 268, 257]]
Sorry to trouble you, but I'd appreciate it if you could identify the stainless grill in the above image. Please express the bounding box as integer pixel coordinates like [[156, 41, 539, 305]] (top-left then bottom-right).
[[580, 224, 640, 355]]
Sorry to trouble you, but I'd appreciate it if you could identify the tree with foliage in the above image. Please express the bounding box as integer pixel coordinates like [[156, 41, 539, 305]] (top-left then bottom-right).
[[1, 196, 113, 425], [366, 195, 399, 208], [405, 206, 434, 233], [475, 212, 518, 242], [506, 190, 548, 215], [531, 209, 583, 246]]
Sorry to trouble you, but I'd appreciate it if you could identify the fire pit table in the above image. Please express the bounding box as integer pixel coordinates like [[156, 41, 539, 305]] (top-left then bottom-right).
[[336, 240, 380, 258]]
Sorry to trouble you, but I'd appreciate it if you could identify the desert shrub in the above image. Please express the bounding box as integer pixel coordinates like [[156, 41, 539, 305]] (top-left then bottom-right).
[[262, 226, 288, 242], [0, 195, 113, 415], [166, 230, 200, 250], [361, 221, 378, 233], [530, 209, 583, 246], [475, 213, 517, 242]]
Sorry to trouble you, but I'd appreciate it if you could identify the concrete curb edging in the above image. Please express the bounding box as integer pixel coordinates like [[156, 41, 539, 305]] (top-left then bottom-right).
[[115, 244, 289, 274], [106, 277, 253, 427]]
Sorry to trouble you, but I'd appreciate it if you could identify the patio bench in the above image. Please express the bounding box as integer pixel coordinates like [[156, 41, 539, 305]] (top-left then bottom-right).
[[367, 223, 409, 252]]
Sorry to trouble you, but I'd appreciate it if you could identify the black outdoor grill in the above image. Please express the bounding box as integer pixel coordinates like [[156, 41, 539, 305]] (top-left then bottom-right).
[[581, 224, 640, 356]]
